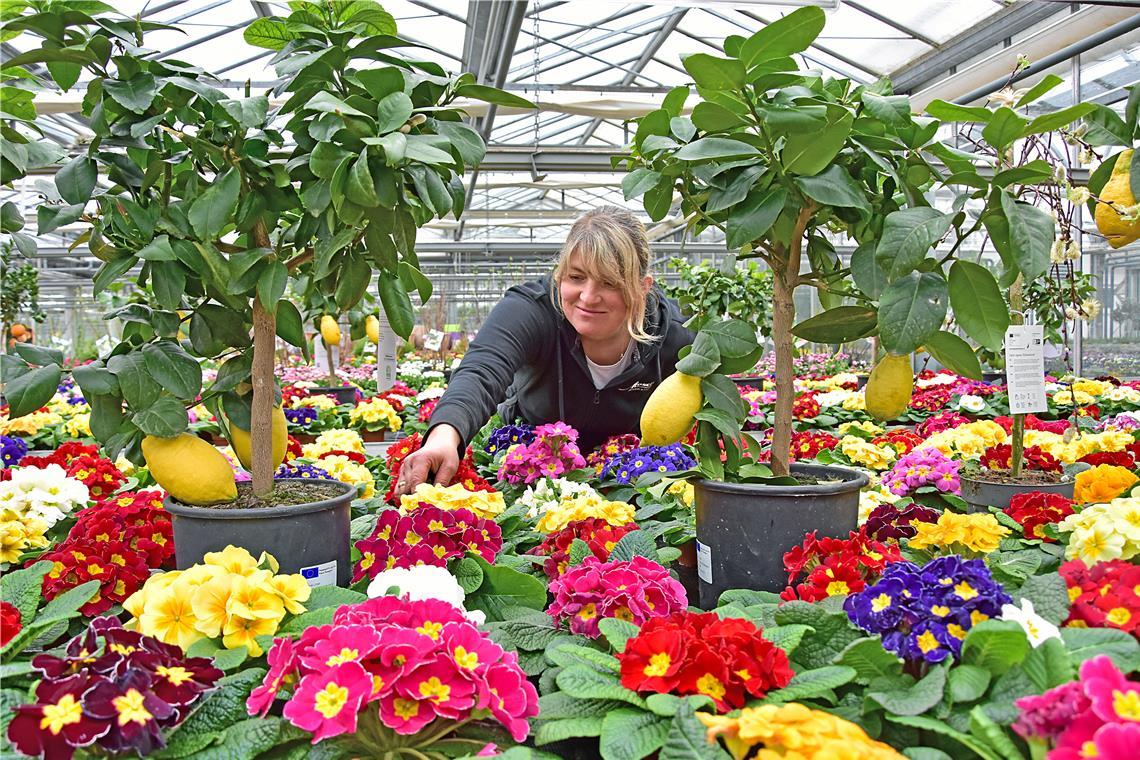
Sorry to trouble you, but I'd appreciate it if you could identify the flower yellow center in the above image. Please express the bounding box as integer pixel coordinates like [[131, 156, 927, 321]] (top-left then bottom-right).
[[930, 605, 950, 617], [1081, 740, 1099, 758], [113, 689, 153, 727], [1112, 690, 1140, 721], [327, 648, 360, 666], [416, 621, 443, 640], [826, 581, 850, 596], [1108, 608, 1132, 627], [110, 643, 136, 656], [696, 673, 726, 701], [394, 698, 419, 719], [644, 652, 672, 677], [948, 624, 967, 640], [1069, 586, 1082, 602], [454, 646, 479, 670], [577, 603, 598, 620], [970, 611, 990, 626], [314, 682, 350, 719], [916, 631, 941, 654], [613, 606, 634, 622], [39, 694, 83, 735], [954, 581, 978, 601], [156, 665, 193, 686], [418, 677, 451, 704]]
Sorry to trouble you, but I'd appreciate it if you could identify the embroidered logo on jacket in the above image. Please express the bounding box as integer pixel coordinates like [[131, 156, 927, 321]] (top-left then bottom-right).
[[620, 381, 655, 392]]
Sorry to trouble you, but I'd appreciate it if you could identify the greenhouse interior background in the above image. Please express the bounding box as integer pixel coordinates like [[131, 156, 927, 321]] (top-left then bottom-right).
[[4, 0, 1140, 372]]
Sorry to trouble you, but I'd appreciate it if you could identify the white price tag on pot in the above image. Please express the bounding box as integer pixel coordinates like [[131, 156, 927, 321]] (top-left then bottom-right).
[[300, 559, 337, 588], [1004, 325, 1047, 415], [696, 541, 713, 584], [376, 312, 397, 391]]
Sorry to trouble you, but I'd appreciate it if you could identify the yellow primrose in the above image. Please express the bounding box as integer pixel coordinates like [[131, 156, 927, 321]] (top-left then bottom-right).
[[349, 398, 402, 432], [294, 394, 338, 411], [841, 394, 867, 412], [838, 420, 883, 437], [267, 573, 312, 615], [137, 587, 205, 651], [203, 545, 259, 575], [1, 410, 62, 436], [226, 573, 286, 621], [536, 494, 636, 533], [401, 482, 505, 519], [1071, 379, 1113, 397], [317, 455, 375, 498], [837, 436, 895, 470], [907, 512, 1010, 555], [0, 509, 50, 564], [222, 614, 277, 656], [302, 428, 366, 458]]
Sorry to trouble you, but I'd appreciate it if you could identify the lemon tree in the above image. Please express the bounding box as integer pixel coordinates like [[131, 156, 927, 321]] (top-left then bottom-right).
[[1, 1, 530, 500]]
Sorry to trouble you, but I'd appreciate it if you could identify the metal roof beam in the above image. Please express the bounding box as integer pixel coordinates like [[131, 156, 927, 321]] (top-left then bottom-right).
[[844, 0, 938, 49], [577, 8, 688, 145], [509, 9, 676, 79], [889, 1, 1062, 93]]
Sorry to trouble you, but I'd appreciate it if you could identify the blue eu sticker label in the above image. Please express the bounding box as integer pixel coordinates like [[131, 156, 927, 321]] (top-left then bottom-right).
[[299, 560, 337, 587], [301, 568, 318, 579]]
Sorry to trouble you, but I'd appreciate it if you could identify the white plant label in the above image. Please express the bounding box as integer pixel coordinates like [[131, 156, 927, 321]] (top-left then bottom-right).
[[696, 540, 713, 584], [299, 559, 337, 588], [376, 312, 397, 391], [1004, 325, 1047, 415]]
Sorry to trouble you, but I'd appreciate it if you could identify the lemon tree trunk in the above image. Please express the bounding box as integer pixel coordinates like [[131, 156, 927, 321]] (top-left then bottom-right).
[[250, 221, 276, 500]]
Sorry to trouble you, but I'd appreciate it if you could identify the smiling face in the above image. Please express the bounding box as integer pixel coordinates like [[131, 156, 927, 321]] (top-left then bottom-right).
[[559, 252, 635, 343]]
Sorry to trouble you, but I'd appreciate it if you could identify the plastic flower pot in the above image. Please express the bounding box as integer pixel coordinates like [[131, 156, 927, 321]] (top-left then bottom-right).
[[731, 375, 766, 388], [694, 463, 868, 608], [308, 385, 358, 405], [959, 475, 1074, 513], [163, 478, 354, 586]]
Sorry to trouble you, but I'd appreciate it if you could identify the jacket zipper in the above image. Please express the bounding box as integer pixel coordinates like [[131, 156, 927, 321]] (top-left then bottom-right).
[[593, 389, 600, 405]]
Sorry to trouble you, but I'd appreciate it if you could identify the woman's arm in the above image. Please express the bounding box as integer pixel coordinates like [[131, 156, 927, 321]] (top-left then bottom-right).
[[395, 286, 552, 494]]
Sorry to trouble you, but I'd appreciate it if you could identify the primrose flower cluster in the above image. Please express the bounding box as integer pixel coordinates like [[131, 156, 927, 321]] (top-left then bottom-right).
[[248, 595, 539, 744], [1057, 497, 1140, 565], [349, 397, 402, 432], [1060, 559, 1140, 635], [905, 511, 1011, 557], [1013, 655, 1140, 758], [0, 434, 28, 466], [700, 703, 904, 760], [6, 617, 222, 760], [400, 482, 505, 520], [546, 555, 687, 638], [498, 422, 587, 484], [484, 423, 536, 455], [599, 443, 696, 484], [844, 556, 1011, 664], [515, 476, 599, 519], [879, 447, 961, 497], [0, 463, 89, 529], [535, 491, 636, 534], [354, 505, 502, 580], [530, 518, 641, 579], [124, 546, 311, 656], [618, 610, 793, 712], [781, 530, 902, 603]]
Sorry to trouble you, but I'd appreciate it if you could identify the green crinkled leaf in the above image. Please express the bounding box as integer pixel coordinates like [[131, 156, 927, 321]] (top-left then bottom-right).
[[659, 704, 731, 759], [452, 556, 484, 593], [555, 665, 647, 708], [35, 580, 100, 627], [962, 620, 1030, 676], [494, 612, 565, 651], [868, 665, 947, 716], [1022, 637, 1074, 692], [546, 642, 621, 674], [155, 668, 267, 759], [833, 637, 903, 685], [762, 624, 811, 656], [538, 693, 628, 722], [598, 617, 639, 653], [982, 665, 1036, 725], [766, 665, 856, 704], [886, 714, 1001, 760], [535, 716, 605, 746], [948, 664, 991, 704], [275, 606, 336, 636], [600, 708, 671, 760], [1061, 627, 1140, 670], [608, 530, 658, 562], [1016, 573, 1070, 626], [773, 602, 863, 669], [1, 561, 50, 623]]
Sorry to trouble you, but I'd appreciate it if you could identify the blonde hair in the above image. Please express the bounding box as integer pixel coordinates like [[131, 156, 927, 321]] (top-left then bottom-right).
[[552, 206, 657, 344]]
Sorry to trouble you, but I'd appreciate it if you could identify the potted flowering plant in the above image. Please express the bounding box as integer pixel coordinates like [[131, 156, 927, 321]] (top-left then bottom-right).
[[0, 3, 529, 579], [625, 7, 986, 600]]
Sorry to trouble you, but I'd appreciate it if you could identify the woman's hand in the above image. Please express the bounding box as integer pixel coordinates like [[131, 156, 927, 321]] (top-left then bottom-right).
[[393, 424, 462, 496]]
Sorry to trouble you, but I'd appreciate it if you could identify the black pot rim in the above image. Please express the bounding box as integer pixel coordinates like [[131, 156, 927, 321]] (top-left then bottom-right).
[[960, 473, 1074, 487], [695, 462, 869, 496], [163, 478, 354, 520], [308, 385, 356, 391]]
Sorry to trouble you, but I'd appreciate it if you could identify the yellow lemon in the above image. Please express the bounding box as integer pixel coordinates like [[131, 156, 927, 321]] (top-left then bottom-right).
[[1095, 149, 1140, 249], [142, 433, 237, 505], [227, 406, 288, 472], [320, 315, 341, 346], [640, 372, 702, 445], [865, 353, 913, 421], [365, 315, 380, 344]]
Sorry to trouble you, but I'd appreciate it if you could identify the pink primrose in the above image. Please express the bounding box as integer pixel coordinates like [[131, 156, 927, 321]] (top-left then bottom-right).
[[299, 625, 382, 672], [282, 661, 371, 743], [248, 637, 300, 717]]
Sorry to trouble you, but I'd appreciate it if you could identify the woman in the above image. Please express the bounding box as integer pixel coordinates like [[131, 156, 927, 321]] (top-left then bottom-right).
[[394, 206, 693, 495]]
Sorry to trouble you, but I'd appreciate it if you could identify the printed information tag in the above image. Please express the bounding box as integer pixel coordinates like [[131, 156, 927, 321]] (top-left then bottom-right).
[[1004, 325, 1047, 415], [299, 559, 337, 588], [376, 312, 397, 391], [696, 541, 713, 584]]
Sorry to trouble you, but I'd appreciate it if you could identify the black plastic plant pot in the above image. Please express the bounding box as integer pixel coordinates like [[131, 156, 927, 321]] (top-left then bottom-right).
[[309, 385, 358, 405], [694, 463, 868, 608], [163, 478, 355, 587], [730, 375, 766, 388], [959, 475, 1074, 513]]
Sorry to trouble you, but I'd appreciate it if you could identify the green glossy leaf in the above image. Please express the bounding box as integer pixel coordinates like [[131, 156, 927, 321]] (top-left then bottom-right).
[[1025, 103, 1096, 137], [4, 364, 61, 417], [454, 83, 535, 109], [378, 269, 415, 339], [868, 665, 947, 716], [851, 241, 887, 299], [674, 137, 761, 161], [375, 90, 413, 133], [794, 164, 871, 213], [434, 120, 485, 166], [878, 272, 948, 355], [792, 306, 878, 343], [55, 155, 96, 205], [876, 207, 952, 280], [1016, 74, 1064, 108], [862, 92, 911, 126], [275, 300, 306, 352], [623, 168, 662, 200], [948, 260, 1008, 352], [704, 319, 757, 357], [924, 100, 993, 123], [962, 620, 1030, 676], [738, 6, 825, 67], [782, 105, 853, 176], [142, 340, 203, 399], [682, 53, 745, 90], [244, 17, 295, 50], [188, 168, 240, 240], [702, 373, 746, 418], [465, 556, 546, 622], [981, 107, 1027, 152], [923, 330, 981, 379], [1000, 191, 1054, 281], [690, 101, 748, 133], [725, 186, 785, 249], [356, 67, 404, 101], [103, 72, 157, 113], [131, 395, 189, 437]]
